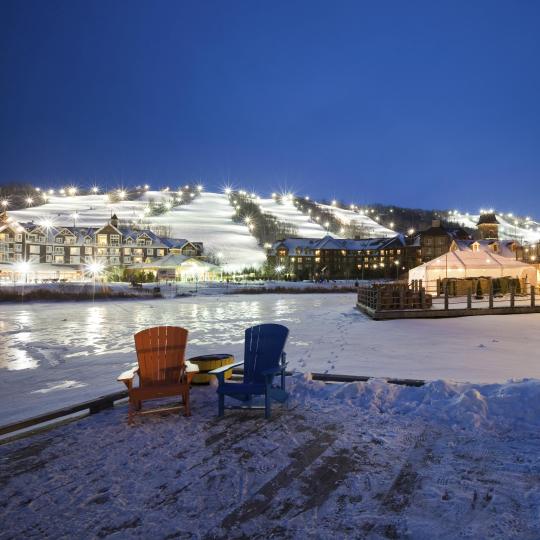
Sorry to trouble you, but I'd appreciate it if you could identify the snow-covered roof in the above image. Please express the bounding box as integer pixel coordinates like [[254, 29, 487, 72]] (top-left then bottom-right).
[[271, 234, 406, 253]]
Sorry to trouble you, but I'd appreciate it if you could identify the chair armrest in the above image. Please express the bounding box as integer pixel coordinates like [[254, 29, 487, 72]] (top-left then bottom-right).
[[209, 361, 244, 375], [117, 367, 139, 382]]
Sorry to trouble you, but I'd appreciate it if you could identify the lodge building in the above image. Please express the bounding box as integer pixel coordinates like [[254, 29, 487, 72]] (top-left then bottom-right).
[[0, 212, 202, 268], [268, 235, 422, 280]]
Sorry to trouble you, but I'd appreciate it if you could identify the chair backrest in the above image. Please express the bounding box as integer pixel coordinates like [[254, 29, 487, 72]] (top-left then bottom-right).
[[134, 326, 188, 385], [243, 324, 289, 385]]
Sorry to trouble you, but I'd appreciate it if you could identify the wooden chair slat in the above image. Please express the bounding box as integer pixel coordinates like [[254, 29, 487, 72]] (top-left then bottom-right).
[[121, 326, 195, 420]]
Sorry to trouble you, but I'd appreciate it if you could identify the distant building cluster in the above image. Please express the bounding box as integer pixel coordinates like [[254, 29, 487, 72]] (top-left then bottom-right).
[[0, 212, 204, 281], [268, 214, 540, 280]]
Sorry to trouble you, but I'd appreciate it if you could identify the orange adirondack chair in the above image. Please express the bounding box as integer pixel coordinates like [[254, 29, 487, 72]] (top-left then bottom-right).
[[117, 326, 198, 418]]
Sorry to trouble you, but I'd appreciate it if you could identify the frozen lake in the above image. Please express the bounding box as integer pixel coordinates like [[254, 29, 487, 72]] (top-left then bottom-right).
[[1, 293, 540, 424]]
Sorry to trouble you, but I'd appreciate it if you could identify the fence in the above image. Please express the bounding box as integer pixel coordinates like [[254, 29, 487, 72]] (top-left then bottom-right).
[[357, 278, 540, 320]]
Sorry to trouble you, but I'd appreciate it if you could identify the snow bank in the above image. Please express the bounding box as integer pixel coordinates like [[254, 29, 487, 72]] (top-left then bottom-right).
[[293, 374, 540, 431]]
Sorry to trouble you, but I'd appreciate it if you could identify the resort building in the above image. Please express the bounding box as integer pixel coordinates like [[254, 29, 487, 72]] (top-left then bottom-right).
[[412, 220, 471, 262], [267, 235, 421, 280], [0, 212, 205, 281]]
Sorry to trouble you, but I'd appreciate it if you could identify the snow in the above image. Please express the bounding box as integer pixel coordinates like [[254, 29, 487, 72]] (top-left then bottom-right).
[[453, 212, 540, 243], [8, 192, 266, 271], [149, 192, 265, 271], [258, 198, 330, 237], [9, 194, 150, 228], [316, 202, 396, 237], [2, 293, 540, 426], [1, 375, 540, 538]]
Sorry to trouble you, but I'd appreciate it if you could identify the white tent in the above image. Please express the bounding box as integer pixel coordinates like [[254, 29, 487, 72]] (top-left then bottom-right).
[[409, 251, 537, 291]]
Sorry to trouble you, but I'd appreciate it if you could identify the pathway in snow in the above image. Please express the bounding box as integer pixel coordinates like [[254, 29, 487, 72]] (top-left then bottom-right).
[[1, 294, 540, 425], [1, 378, 539, 539]]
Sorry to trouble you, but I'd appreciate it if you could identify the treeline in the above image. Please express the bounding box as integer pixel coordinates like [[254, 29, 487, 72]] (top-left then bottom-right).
[[229, 192, 298, 246]]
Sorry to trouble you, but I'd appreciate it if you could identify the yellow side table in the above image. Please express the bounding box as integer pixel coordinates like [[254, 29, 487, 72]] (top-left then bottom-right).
[[188, 354, 235, 384]]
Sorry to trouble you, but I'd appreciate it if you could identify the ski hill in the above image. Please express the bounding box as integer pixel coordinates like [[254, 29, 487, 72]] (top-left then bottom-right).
[[316, 202, 395, 237], [258, 198, 332, 238], [452, 212, 540, 243], [8, 192, 266, 271]]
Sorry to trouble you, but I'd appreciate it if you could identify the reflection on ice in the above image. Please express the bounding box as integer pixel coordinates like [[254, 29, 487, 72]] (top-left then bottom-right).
[[0, 296, 305, 371]]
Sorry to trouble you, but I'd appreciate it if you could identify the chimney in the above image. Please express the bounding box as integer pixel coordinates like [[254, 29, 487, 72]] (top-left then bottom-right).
[[432, 219, 441, 228], [110, 213, 119, 228]]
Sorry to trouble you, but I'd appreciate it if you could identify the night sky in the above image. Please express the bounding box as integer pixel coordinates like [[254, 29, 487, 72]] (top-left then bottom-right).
[[1, 1, 539, 214]]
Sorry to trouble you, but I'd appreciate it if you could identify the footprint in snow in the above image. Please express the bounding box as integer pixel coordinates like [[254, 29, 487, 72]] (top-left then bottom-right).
[[478, 344, 486, 348]]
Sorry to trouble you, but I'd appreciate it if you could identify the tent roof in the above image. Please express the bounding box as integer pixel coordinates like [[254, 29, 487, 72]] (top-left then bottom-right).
[[412, 250, 534, 272]]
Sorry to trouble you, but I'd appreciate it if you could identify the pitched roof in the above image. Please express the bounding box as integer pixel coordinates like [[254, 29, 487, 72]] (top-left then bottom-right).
[[477, 213, 499, 225]]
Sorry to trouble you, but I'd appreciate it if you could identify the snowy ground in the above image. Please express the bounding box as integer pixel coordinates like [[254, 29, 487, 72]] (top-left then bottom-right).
[[1, 376, 540, 539], [2, 293, 540, 425]]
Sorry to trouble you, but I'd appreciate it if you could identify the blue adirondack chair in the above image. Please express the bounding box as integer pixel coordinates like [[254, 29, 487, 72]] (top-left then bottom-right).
[[209, 323, 289, 419]]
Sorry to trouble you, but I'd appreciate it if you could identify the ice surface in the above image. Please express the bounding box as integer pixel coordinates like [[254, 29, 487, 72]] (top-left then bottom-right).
[[1, 293, 540, 425]]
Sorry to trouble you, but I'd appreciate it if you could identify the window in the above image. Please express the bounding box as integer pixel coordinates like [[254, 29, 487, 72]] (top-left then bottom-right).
[[157, 249, 164, 256], [46, 255, 52, 262], [16, 234, 22, 242], [15, 244, 22, 252], [147, 248, 154, 255], [85, 237, 92, 245], [97, 234, 108, 246], [55, 246, 64, 253], [124, 256, 131, 263], [29, 245, 40, 254], [85, 247, 92, 254], [97, 248, 106, 256], [55, 237, 63, 243], [124, 247, 131, 254], [70, 256, 80, 264], [46, 245, 52, 253], [54, 255, 64, 263], [110, 234, 120, 246], [70, 247, 80, 255]]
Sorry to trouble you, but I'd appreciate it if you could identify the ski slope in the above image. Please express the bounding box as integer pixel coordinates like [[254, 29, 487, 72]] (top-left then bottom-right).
[[8, 194, 150, 228], [8, 192, 266, 271], [258, 198, 332, 238], [142, 192, 266, 271], [316, 203, 396, 237], [453, 212, 540, 243]]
